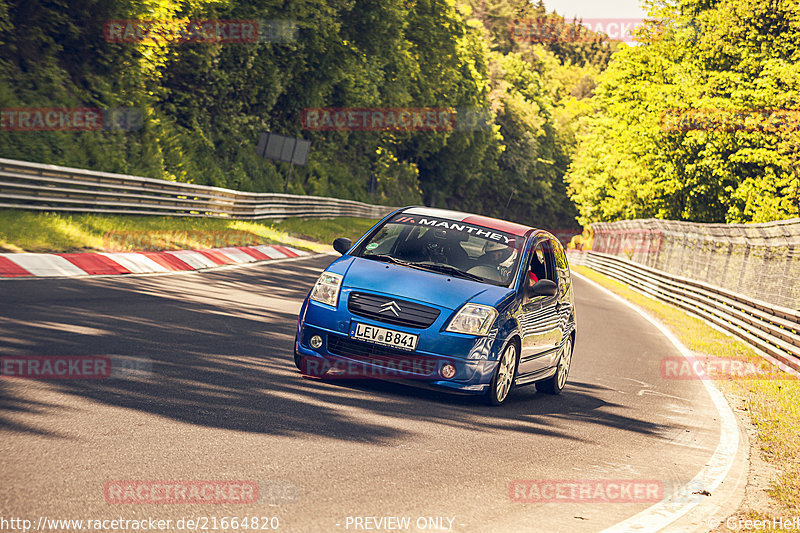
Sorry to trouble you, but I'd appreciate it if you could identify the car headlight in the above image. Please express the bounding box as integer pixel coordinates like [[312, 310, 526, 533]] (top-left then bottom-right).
[[309, 272, 343, 307], [446, 303, 498, 336]]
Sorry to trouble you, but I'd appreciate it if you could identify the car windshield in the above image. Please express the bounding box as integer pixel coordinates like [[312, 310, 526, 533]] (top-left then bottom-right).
[[355, 214, 523, 287]]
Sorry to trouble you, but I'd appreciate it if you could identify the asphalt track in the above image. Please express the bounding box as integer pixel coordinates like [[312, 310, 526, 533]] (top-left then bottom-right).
[[0, 254, 740, 532]]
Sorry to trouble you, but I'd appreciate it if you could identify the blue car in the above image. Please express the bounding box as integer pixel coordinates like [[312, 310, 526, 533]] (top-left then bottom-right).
[[294, 207, 576, 405]]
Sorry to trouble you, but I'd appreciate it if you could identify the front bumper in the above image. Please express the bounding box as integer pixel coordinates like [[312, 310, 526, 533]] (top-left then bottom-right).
[[296, 301, 500, 395]]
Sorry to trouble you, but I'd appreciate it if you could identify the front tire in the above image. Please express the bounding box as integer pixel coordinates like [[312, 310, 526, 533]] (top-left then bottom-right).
[[487, 341, 518, 406], [536, 336, 573, 395]]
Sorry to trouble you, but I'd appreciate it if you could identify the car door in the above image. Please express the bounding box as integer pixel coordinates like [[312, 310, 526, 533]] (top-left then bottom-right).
[[516, 237, 563, 378]]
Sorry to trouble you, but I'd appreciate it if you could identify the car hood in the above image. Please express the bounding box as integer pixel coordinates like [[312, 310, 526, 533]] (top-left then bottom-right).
[[332, 256, 515, 311]]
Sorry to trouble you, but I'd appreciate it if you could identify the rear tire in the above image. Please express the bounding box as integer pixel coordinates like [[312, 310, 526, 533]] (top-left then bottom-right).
[[536, 336, 573, 395], [486, 341, 519, 406]]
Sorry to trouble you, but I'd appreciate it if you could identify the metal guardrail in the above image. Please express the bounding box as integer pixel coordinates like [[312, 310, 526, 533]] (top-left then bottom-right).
[[590, 217, 800, 310], [0, 158, 393, 219], [568, 250, 800, 373]]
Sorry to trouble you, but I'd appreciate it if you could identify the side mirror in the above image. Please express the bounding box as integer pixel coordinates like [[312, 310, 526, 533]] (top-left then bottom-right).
[[526, 279, 558, 298], [333, 237, 353, 255]]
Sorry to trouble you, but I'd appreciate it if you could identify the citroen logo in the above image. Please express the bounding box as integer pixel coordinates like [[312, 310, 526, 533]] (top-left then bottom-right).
[[379, 301, 402, 317]]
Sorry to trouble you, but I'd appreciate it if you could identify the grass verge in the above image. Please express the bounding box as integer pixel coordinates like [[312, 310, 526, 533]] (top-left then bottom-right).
[[0, 209, 380, 254], [572, 264, 800, 526]]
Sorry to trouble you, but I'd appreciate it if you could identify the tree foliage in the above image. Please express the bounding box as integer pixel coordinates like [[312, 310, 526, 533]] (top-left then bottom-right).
[[566, 0, 800, 224], [0, 0, 614, 228]]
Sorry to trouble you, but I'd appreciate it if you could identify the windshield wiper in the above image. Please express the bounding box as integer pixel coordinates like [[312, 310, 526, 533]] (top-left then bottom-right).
[[364, 254, 416, 267], [414, 262, 485, 282], [364, 255, 485, 282]]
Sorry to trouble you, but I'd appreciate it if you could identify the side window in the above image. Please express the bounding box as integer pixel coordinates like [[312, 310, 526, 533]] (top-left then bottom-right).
[[540, 240, 557, 283], [528, 241, 556, 283], [552, 238, 570, 287], [528, 244, 545, 282], [553, 241, 569, 280]]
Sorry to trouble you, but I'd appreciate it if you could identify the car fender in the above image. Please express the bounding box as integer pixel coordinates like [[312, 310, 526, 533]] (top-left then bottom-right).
[[493, 312, 522, 362]]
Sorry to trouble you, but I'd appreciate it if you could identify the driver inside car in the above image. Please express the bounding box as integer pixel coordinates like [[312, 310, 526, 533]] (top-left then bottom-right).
[[529, 247, 547, 283], [473, 240, 514, 284]]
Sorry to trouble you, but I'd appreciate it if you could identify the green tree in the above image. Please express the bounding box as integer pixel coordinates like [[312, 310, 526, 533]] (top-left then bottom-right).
[[566, 0, 800, 224]]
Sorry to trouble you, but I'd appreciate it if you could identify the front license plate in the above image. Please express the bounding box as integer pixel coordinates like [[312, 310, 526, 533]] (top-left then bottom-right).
[[350, 323, 418, 351]]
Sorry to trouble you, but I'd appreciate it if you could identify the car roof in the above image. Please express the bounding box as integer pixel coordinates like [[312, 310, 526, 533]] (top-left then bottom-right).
[[400, 206, 535, 237]]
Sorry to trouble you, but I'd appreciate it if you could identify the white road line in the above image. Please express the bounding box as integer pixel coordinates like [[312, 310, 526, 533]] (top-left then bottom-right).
[[573, 271, 741, 533]]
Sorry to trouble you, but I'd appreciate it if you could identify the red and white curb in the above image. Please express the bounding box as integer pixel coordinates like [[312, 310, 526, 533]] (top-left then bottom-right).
[[0, 245, 309, 278]]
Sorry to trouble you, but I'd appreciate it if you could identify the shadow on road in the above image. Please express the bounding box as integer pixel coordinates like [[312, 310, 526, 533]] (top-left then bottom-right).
[[0, 256, 670, 443]]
